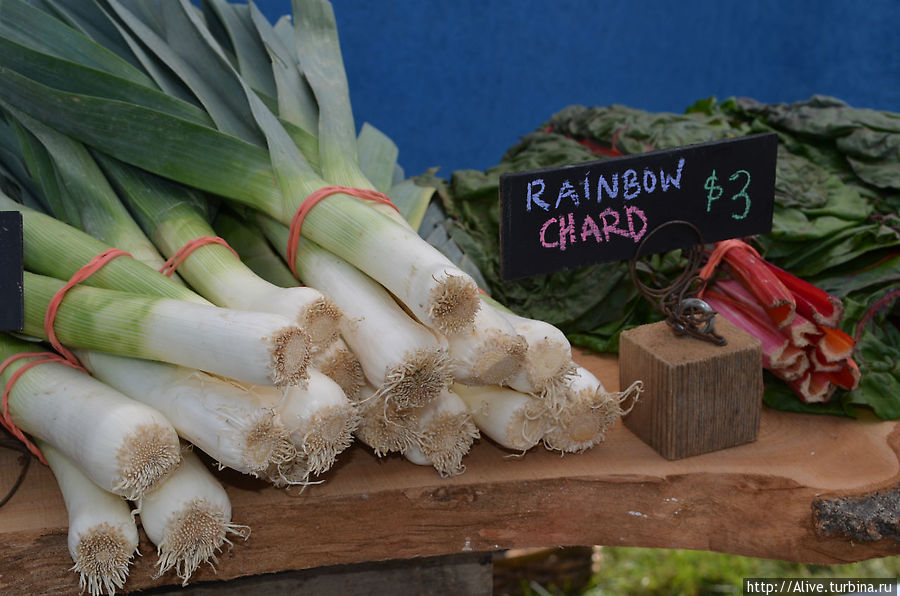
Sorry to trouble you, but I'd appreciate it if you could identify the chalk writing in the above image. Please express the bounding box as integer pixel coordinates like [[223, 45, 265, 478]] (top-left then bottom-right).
[[705, 168, 752, 220], [729, 170, 751, 220], [525, 157, 686, 211], [540, 206, 648, 251], [499, 133, 777, 280]]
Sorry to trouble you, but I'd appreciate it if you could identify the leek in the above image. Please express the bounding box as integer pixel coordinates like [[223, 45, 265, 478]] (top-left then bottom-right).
[[5, 104, 173, 274], [543, 368, 641, 453], [77, 350, 298, 479], [0, 333, 180, 499], [259, 216, 452, 410], [496, 305, 577, 410], [354, 384, 419, 456], [357, 123, 399, 195], [99, 156, 342, 349], [402, 388, 479, 477], [270, 370, 359, 476], [0, 0, 483, 334], [453, 383, 546, 452], [138, 447, 249, 585], [38, 440, 139, 596], [445, 302, 527, 386], [212, 206, 301, 288], [310, 336, 365, 402], [22, 271, 310, 387], [0, 192, 204, 303]]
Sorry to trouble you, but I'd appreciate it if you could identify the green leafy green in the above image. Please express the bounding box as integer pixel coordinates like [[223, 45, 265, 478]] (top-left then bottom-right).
[[421, 97, 900, 419]]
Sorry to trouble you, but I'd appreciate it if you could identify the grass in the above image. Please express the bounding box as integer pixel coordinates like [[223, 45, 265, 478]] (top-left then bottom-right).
[[507, 547, 900, 596]]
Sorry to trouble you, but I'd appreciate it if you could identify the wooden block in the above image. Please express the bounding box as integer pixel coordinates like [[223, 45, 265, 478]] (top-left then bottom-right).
[[619, 317, 763, 460]]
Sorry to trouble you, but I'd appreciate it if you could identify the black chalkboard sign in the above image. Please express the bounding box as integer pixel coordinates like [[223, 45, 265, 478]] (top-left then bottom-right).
[[499, 133, 778, 280], [0, 211, 24, 331]]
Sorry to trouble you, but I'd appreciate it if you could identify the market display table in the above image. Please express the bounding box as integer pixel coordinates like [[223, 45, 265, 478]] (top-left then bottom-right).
[[2, 350, 899, 593]]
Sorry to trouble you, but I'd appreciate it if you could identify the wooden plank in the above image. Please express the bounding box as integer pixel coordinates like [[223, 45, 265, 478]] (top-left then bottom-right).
[[1, 351, 899, 595]]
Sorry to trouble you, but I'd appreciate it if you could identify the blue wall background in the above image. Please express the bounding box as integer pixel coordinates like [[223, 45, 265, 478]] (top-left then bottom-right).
[[254, 1, 900, 177]]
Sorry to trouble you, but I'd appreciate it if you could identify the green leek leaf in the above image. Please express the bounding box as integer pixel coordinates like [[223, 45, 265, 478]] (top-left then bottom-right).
[[0, 67, 283, 217]]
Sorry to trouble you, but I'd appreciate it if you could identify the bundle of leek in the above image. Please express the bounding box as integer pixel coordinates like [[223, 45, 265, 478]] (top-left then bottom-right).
[[2, 177, 352, 481], [257, 215, 453, 411], [0, 0, 482, 337], [76, 350, 300, 481], [0, 0, 633, 493], [0, 333, 181, 500], [0, 189, 313, 388], [21, 271, 310, 387], [98, 156, 343, 352]]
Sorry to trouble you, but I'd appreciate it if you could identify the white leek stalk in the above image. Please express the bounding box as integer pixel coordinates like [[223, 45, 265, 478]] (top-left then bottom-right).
[[303, 202, 481, 335], [39, 440, 139, 596], [255, 211, 480, 337], [453, 383, 546, 452], [269, 370, 359, 476], [77, 350, 298, 478], [155, 242, 341, 351], [23, 272, 311, 386], [498, 308, 577, 412], [312, 336, 365, 402], [139, 447, 249, 586], [542, 367, 642, 453], [101, 158, 342, 350], [477, 295, 577, 408], [446, 302, 527, 386], [402, 388, 479, 477], [0, 335, 180, 499], [270, 230, 451, 410]]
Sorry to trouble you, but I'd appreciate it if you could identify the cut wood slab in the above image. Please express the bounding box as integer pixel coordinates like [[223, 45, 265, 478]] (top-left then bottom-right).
[[1, 351, 899, 595]]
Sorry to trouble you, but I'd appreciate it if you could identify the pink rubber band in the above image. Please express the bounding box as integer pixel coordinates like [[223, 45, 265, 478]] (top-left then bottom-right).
[[43, 248, 131, 367], [286, 186, 399, 278], [159, 236, 239, 277], [1, 351, 84, 465]]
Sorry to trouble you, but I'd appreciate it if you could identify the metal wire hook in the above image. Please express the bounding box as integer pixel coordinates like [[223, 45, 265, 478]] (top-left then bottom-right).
[[628, 220, 726, 346]]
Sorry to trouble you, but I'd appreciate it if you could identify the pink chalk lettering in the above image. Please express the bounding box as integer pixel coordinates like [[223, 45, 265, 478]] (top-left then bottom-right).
[[539, 217, 558, 248], [559, 213, 576, 251], [625, 205, 647, 242], [598, 208, 631, 242], [580, 214, 602, 243]]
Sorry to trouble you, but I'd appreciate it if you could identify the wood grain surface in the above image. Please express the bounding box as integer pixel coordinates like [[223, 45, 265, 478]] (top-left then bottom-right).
[[620, 319, 763, 459], [2, 350, 899, 594]]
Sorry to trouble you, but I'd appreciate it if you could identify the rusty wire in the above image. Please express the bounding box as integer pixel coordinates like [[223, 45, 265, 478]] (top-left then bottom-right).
[[628, 220, 726, 346]]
